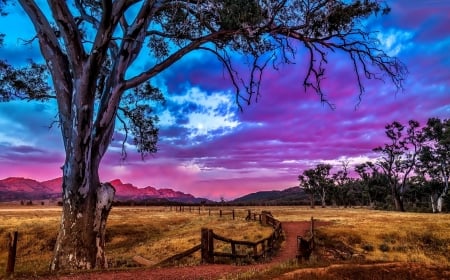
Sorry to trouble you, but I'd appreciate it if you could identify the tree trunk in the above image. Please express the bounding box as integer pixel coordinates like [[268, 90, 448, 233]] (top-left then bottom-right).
[[436, 176, 449, 213], [309, 193, 315, 208], [391, 183, 405, 212], [437, 196, 444, 213], [50, 165, 115, 270], [430, 193, 439, 213], [320, 188, 326, 208], [392, 192, 405, 212]]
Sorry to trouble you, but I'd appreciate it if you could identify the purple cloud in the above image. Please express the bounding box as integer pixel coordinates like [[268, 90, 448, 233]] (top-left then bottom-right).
[[0, 1, 449, 200]]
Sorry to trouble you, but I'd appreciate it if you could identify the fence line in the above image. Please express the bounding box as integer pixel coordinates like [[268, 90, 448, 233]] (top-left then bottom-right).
[[200, 211, 283, 264], [150, 210, 282, 266], [168, 205, 270, 222]]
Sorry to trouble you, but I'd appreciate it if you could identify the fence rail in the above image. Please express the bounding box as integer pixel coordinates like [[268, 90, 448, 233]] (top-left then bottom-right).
[[157, 244, 202, 266], [200, 211, 283, 264]]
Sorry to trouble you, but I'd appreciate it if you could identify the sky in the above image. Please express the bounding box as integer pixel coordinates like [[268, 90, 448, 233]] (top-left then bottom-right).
[[0, 1, 449, 201]]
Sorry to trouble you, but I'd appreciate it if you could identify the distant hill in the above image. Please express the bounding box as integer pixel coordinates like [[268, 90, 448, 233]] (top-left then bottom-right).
[[231, 186, 310, 205], [109, 179, 208, 203], [0, 177, 209, 204], [0, 177, 60, 202]]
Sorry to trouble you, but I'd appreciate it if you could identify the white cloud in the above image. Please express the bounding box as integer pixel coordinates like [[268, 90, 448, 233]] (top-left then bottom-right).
[[164, 87, 240, 140], [377, 29, 414, 56], [319, 155, 375, 169]]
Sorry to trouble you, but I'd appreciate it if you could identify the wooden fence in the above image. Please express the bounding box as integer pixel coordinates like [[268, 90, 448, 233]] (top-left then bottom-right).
[[153, 211, 284, 266], [168, 205, 274, 223], [4, 210, 284, 272], [170, 205, 242, 220], [200, 211, 283, 264]]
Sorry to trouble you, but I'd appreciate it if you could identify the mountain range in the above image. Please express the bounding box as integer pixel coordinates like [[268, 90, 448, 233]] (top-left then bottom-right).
[[0, 177, 310, 205], [231, 186, 309, 205], [0, 177, 207, 204]]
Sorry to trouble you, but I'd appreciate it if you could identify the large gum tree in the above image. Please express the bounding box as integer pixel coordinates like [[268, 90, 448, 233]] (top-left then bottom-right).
[[0, 0, 406, 271]]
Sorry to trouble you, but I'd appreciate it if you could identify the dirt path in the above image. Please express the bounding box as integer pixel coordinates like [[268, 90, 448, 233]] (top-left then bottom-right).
[[40, 221, 312, 280]]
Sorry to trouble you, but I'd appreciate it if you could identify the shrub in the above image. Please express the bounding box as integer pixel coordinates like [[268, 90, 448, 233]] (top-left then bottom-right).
[[379, 243, 390, 252], [362, 244, 374, 252]]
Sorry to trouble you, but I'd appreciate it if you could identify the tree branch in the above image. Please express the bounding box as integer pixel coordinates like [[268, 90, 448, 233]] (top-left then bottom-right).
[[48, 0, 87, 76]]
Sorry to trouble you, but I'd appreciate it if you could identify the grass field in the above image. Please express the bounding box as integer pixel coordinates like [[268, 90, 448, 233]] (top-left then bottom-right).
[[0, 205, 449, 278]]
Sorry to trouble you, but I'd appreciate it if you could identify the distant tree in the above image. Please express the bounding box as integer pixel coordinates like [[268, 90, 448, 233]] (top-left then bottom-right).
[[418, 118, 450, 213], [373, 120, 425, 211], [354, 161, 389, 207], [0, 0, 406, 271], [298, 173, 315, 208], [299, 163, 333, 208], [332, 160, 351, 207]]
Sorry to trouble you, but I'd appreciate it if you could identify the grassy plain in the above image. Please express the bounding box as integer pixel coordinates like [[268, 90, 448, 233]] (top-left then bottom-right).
[[0, 205, 449, 278]]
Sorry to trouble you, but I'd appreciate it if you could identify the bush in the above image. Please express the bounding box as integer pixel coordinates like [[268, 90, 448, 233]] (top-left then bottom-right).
[[379, 243, 390, 252], [362, 244, 374, 252]]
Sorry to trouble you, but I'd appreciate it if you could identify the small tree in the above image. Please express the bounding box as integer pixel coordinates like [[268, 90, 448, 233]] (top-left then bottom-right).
[[1, 0, 406, 271], [418, 118, 450, 213], [298, 173, 315, 208], [332, 160, 351, 207], [299, 163, 333, 208], [373, 120, 425, 211]]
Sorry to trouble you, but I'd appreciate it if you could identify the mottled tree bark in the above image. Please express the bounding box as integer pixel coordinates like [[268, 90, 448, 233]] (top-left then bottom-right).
[[51, 176, 115, 270]]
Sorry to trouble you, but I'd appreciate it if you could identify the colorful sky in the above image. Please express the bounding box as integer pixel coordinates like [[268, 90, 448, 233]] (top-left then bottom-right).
[[0, 1, 449, 200]]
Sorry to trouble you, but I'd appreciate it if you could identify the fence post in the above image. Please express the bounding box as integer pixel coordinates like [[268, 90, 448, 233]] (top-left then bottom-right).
[[201, 228, 207, 263], [201, 228, 210, 263], [231, 241, 236, 261], [201, 228, 214, 264], [208, 229, 214, 263], [6, 231, 18, 276], [219, 209, 222, 217], [310, 216, 315, 249], [261, 212, 268, 226], [253, 244, 258, 259], [232, 209, 235, 220]]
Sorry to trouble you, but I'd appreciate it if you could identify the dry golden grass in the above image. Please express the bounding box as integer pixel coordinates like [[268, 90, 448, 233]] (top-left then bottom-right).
[[268, 206, 450, 265], [0, 206, 273, 277], [222, 206, 450, 280], [1, 205, 449, 279]]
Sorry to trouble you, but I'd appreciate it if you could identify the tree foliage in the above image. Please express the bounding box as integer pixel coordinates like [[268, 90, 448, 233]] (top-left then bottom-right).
[[373, 120, 425, 211], [298, 163, 333, 208], [417, 118, 450, 212], [298, 118, 448, 213]]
